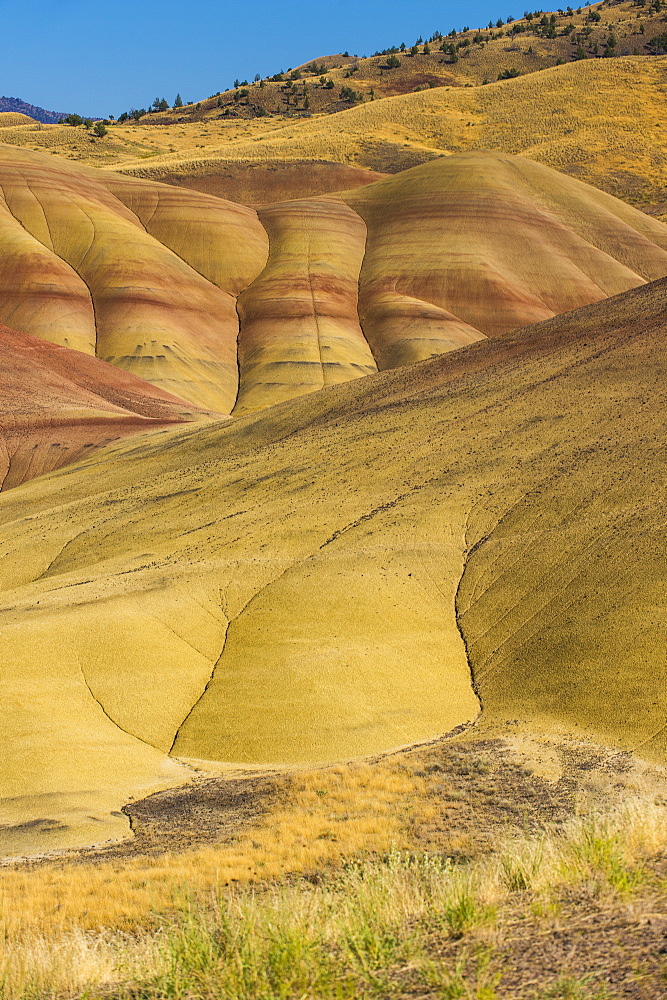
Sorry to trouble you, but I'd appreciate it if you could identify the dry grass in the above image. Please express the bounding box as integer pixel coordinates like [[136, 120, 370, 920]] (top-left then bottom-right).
[[125, 0, 667, 118], [0, 759, 431, 938], [2, 794, 666, 999], [0, 113, 36, 128], [0, 121, 174, 165], [109, 57, 667, 215], [3, 57, 665, 209]]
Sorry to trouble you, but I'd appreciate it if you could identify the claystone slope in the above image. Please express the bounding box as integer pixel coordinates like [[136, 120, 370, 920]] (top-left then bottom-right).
[[0, 322, 209, 490], [0, 145, 268, 412], [1, 145, 667, 421], [0, 276, 666, 855]]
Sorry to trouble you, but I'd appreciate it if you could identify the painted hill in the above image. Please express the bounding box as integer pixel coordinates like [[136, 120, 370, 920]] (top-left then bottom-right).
[[157, 160, 388, 206], [1, 145, 666, 422], [1, 274, 666, 854], [0, 145, 268, 412], [0, 96, 70, 124], [0, 322, 208, 491]]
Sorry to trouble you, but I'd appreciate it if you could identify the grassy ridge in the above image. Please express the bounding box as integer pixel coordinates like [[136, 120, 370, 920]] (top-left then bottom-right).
[[110, 58, 667, 219]]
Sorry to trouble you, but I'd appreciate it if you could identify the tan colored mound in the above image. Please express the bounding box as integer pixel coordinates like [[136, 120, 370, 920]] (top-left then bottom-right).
[[0, 146, 268, 411], [340, 152, 667, 367], [1, 276, 667, 853], [0, 322, 208, 490], [0, 112, 36, 127], [234, 197, 376, 413], [157, 160, 387, 206]]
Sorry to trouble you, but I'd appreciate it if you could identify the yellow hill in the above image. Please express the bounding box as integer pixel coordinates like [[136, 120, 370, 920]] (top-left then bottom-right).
[[110, 57, 667, 219], [0, 113, 36, 127], [1, 274, 667, 854]]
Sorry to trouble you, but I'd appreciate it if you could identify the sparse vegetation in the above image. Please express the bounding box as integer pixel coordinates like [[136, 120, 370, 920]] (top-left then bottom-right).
[[2, 791, 666, 999]]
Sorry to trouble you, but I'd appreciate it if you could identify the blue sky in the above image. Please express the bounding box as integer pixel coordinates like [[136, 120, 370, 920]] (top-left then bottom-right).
[[1, 0, 523, 117]]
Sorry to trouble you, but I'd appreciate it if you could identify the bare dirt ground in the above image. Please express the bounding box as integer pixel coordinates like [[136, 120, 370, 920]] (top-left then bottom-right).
[[67, 735, 650, 861], [52, 737, 577, 864]]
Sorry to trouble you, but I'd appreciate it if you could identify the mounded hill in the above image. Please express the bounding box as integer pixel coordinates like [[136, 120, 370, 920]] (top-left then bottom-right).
[[1, 145, 666, 420], [0, 323, 208, 491], [1, 274, 666, 855], [0, 96, 69, 125], [0, 112, 36, 127], [340, 152, 667, 349], [0, 145, 268, 412], [235, 151, 667, 411]]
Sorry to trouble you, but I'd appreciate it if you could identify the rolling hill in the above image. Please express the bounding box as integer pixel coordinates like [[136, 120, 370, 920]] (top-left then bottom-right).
[[113, 56, 667, 220], [0, 112, 36, 128], [1, 145, 666, 422], [0, 322, 207, 491], [132, 0, 667, 120], [0, 273, 665, 855]]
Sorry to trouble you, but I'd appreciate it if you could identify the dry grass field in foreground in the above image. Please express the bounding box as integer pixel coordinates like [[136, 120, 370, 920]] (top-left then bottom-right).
[[2, 737, 667, 998]]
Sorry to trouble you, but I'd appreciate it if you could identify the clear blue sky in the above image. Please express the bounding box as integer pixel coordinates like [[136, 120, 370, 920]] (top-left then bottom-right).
[[1, 0, 523, 117]]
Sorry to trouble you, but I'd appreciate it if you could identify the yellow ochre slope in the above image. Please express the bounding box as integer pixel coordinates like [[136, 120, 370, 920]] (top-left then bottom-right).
[[1, 274, 666, 854]]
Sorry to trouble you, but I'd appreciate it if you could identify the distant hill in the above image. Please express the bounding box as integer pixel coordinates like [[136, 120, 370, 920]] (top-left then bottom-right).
[[139, 0, 667, 124], [0, 95, 70, 124]]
